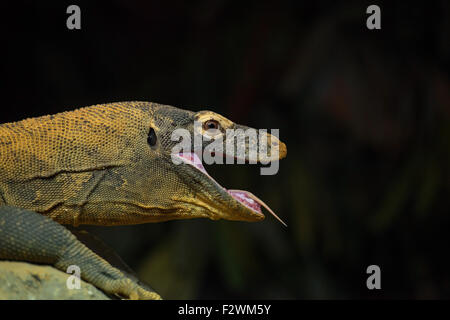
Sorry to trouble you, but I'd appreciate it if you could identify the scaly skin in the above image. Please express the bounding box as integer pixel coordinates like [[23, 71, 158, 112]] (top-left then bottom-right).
[[0, 101, 287, 299]]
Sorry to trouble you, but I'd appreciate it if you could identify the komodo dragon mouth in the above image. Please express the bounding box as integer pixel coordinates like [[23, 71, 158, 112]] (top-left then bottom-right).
[[173, 152, 287, 226]]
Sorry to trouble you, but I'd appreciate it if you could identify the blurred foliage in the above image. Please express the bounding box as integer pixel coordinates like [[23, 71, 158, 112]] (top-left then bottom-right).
[[2, 0, 450, 298]]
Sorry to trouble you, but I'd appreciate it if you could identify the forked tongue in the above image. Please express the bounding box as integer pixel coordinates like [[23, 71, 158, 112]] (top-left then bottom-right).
[[228, 189, 287, 227]]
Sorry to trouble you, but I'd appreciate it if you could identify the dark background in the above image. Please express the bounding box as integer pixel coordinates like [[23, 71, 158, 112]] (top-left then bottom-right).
[[1, 1, 449, 299]]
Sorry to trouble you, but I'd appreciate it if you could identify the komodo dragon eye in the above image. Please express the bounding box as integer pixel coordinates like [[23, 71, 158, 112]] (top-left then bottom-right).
[[147, 127, 157, 146], [203, 119, 220, 131]]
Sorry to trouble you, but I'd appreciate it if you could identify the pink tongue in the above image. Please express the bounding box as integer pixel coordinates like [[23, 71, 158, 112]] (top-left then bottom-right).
[[228, 190, 262, 213]]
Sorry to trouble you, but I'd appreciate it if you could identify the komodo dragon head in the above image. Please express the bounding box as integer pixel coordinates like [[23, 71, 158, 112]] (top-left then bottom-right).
[[137, 102, 287, 225], [0, 101, 287, 226]]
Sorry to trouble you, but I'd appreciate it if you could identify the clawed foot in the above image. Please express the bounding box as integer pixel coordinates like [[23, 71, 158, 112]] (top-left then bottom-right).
[[105, 278, 162, 300]]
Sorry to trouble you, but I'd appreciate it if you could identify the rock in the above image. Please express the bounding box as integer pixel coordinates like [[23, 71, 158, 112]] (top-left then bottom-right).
[[0, 261, 110, 300]]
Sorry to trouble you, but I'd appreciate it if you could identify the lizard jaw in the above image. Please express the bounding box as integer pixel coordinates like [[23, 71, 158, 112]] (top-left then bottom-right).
[[173, 152, 287, 226]]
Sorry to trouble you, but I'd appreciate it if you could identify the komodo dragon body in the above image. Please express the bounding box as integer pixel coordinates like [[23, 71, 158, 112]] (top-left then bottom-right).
[[0, 101, 287, 299]]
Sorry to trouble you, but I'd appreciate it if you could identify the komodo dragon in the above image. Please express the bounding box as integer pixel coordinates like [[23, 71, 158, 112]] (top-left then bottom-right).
[[0, 101, 287, 299]]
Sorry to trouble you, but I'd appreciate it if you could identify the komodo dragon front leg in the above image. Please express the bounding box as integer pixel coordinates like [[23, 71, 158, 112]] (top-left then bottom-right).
[[0, 206, 159, 299], [0, 101, 287, 299]]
